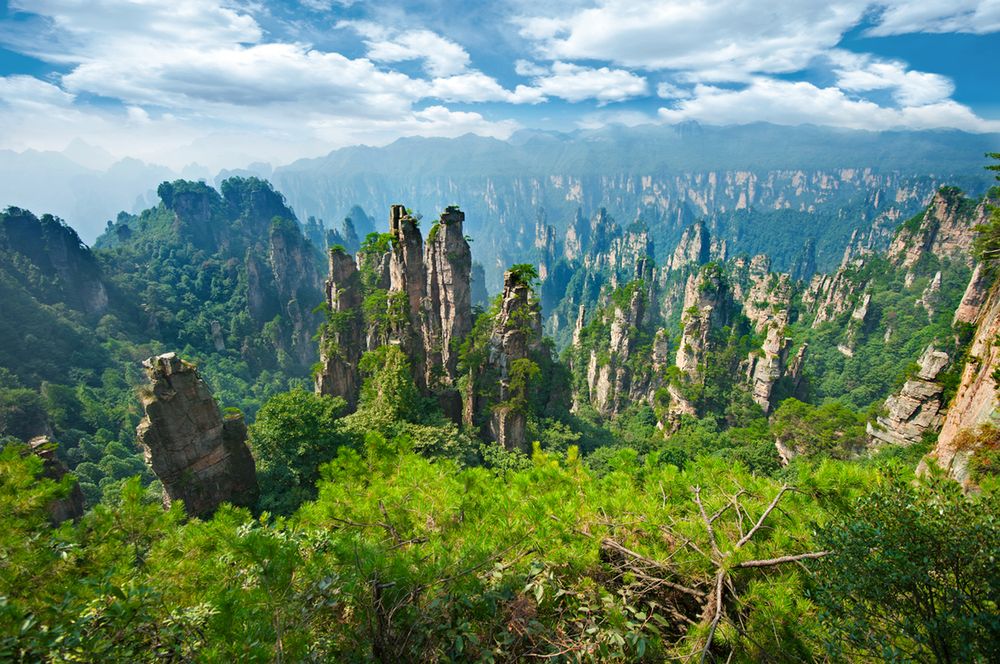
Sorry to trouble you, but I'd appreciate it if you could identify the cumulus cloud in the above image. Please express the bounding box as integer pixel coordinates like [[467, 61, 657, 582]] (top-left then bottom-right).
[[515, 1, 1000, 79], [869, 1, 1000, 36], [339, 21, 472, 77], [515, 61, 648, 104], [830, 51, 954, 106], [516, 0, 866, 79], [657, 78, 1000, 132], [656, 82, 692, 100]]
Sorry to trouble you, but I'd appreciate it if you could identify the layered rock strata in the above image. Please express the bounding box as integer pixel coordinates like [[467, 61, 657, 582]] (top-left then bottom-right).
[[137, 353, 258, 517]]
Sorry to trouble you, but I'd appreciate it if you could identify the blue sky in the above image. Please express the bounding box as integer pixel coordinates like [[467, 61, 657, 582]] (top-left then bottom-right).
[[0, 0, 998, 170]]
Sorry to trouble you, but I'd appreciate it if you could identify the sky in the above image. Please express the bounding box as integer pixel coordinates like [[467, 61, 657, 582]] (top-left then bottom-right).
[[0, 0, 998, 171]]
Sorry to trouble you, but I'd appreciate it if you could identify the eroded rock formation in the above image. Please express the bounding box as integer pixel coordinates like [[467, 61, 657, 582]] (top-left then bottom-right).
[[315, 248, 363, 410], [868, 345, 950, 447], [137, 353, 258, 517], [888, 187, 984, 269], [28, 436, 85, 524], [314, 205, 473, 420], [923, 273, 1000, 487]]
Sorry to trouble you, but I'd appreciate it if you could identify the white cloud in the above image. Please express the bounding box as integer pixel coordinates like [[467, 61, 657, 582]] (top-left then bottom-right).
[[656, 82, 692, 100], [520, 61, 648, 104], [427, 72, 544, 104], [517, 0, 868, 79], [869, 1, 1000, 36], [516, 1, 1000, 80], [339, 21, 471, 77], [657, 78, 1000, 132], [831, 51, 954, 106]]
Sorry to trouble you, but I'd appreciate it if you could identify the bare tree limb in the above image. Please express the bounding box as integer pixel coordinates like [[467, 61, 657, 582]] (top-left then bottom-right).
[[735, 551, 829, 568], [700, 571, 726, 664], [735, 485, 789, 550], [693, 486, 722, 557]]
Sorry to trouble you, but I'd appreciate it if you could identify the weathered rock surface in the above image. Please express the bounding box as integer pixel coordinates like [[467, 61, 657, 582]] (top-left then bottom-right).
[[464, 270, 544, 451], [28, 436, 85, 524], [666, 221, 710, 271], [137, 353, 258, 517], [953, 264, 992, 325], [923, 276, 1000, 486], [583, 286, 645, 416], [314, 205, 473, 420], [868, 345, 950, 447], [424, 206, 473, 389], [315, 249, 363, 409], [888, 188, 984, 269]]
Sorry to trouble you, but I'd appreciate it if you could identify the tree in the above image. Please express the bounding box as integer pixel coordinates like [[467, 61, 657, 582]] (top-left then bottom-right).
[[813, 475, 1000, 662], [973, 152, 1000, 266], [249, 390, 349, 515]]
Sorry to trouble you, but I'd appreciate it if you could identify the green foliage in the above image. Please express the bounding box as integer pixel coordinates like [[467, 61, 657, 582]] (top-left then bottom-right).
[[813, 474, 1000, 662], [507, 263, 539, 287], [771, 398, 866, 459], [249, 389, 350, 515]]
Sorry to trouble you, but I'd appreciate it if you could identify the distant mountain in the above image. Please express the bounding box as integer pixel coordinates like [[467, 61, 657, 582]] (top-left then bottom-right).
[[0, 149, 176, 241], [271, 123, 1000, 290]]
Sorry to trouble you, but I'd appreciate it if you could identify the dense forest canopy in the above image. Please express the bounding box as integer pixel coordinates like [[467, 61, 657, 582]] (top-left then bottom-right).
[[0, 155, 998, 661]]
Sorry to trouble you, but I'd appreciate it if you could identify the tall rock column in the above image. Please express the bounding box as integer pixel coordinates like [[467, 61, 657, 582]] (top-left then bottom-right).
[[388, 205, 428, 391], [424, 206, 473, 388], [464, 269, 544, 452], [315, 248, 364, 410], [137, 353, 259, 517], [922, 273, 1000, 487]]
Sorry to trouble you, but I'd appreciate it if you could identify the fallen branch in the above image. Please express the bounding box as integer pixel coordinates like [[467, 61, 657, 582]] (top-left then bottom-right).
[[734, 551, 829, 568], [735, 485, 789, 550]]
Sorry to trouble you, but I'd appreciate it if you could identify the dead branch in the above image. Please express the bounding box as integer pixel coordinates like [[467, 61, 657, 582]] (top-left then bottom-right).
[[600, 538, 706, 599], [735, 485, 789, 550], [693, 486, 722, 557], [734, 551, 829, 568], [700, 571, 726, 664]]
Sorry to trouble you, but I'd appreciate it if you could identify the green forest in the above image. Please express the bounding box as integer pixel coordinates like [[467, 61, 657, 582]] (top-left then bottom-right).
[[1, 161, 999, 662]]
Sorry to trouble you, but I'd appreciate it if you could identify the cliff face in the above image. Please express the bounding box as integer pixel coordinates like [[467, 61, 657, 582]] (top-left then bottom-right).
[[315, 249, 363, 409], [267, 218, 325, 367], [314, 205, 473, 419], [28, 436, 85, 524], [665, 264, 731, 427], [424, 206, 473, 389], [0, 208, 108, 316], [581, 284, 646, 417], [868, 345, 950, 447], [136, 353, 259, 517], [474, 270, 544, 451], [666, 221, 710, 271], [888, 187, 984, 269], [924, 274, 1000, 487]]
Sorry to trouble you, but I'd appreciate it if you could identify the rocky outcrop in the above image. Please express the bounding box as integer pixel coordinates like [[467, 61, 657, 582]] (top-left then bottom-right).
[[888, 188, 984, 269], [923, 276, 1000, 486], [746, 320, 792, 413], [424, 206, 473, 390], [0, 208, 108, 316], [136, 353, 258, 517], [666, 221, 710, 271], [563, 208, 589, 262], [665, 264, 731, 426], [315, 248, 363, 409], [465, 270, 544, 451], [583, 284, 645, 416], [837, 292, 871, 357], [268, 218, 325, 367], [27, 436, 85, 524], [868, 345, 950, 447], [802, 264, 867, 327], [953, 264, 992, 325], [314, 205, 473, 419]]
